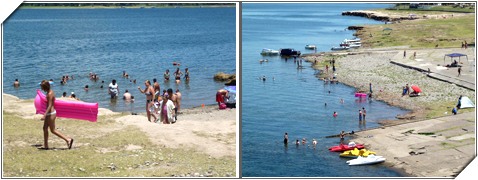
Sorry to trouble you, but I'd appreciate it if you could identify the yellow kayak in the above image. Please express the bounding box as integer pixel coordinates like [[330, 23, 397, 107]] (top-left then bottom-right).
[[339, 148, 376, 158]]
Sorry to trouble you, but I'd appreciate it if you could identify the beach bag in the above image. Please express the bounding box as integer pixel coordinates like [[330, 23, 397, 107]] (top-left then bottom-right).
[[219, 103, 227, 109]]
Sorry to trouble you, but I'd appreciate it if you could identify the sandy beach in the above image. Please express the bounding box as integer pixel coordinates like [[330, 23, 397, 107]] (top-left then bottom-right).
[[2, 93, 236, 177], [304, 47, 475, 177]]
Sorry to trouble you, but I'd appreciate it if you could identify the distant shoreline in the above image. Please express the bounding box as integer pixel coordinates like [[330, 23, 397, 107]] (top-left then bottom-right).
[[18, 5, 235, 9]]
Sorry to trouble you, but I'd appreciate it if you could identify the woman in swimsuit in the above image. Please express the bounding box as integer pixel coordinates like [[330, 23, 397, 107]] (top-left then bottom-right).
[[184, 68, 190, 81], [40, 80, 73, 150], [173, 68, 183, 83], [138, 80, 157, 122], [164, 69, 170, 81]]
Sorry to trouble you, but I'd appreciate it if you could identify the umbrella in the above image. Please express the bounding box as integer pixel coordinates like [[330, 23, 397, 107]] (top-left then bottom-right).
[[411, 85, 421, 93], [224, 86, 236, 94]]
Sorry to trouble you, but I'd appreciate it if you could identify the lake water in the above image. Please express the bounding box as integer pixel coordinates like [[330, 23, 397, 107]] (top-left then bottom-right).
[[241, 3, 409, 177], [3, 7, 236, 112]]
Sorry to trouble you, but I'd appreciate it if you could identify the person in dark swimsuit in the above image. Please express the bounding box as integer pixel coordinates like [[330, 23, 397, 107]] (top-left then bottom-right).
[[184, 68, 190, 81], [173, 68, 183, 83], [138, 80, 157, 122], [284, 132, 288, 145]]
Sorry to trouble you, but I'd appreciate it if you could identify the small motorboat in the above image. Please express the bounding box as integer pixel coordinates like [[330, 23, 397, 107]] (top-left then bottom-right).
[[340, 148, 376, 158], [349, 44, 361, 48], [343, 38, 361, 43], [260, 48, 280, 56], [329, 142, 365, 152], [346, 155, 386, 166], [305, 44, 317, 49], [331, 46, 349, 51]]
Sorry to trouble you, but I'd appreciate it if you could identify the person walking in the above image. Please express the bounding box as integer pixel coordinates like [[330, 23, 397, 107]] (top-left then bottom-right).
[[40, 80, 73, 150], [458, 67, 462, 77], [138, 80, 157, 122]]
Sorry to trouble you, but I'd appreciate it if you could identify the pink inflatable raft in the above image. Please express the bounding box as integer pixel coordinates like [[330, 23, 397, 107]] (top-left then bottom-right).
[[354, 93, 367, 98], [34, 89, 98, 122]]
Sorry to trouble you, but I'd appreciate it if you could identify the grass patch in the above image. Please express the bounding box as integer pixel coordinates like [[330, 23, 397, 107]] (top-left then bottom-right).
[[422, 100, 475, 119], [2, 112, 235, 177], [358, 15, 475, 48]]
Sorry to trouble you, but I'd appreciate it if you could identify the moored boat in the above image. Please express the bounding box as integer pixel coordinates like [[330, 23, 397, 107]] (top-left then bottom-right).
[[331, 46, 349, 51], [329, 142, 365, 152], [305, 44, 317, 49], [344, 38, 361, 43], [340, 148, 376, 158], [346, 155, 386, 166], [260, 48, 280, 56]]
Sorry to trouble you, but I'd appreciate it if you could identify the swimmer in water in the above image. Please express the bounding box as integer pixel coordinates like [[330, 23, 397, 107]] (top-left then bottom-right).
[[333, 111, 338, 118], [13, 79, 20, 87]]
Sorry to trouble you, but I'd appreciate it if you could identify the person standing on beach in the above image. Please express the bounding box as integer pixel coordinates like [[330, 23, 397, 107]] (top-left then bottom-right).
[[362, 107, 366, 121], [40, 80, 74, 150], [403, 50, 406, 58], [157, 93, 175, 124], [332, 65, 336, 72], [167, 89, 179, 122], [458, 67, 462, 77], [369, 83, 373, 94], [405, 84, 410, 95], [138, 80, 157, 122], [284, 132, 288, 145], [175, 89, 182, 112], [153, 78, 161, 101]]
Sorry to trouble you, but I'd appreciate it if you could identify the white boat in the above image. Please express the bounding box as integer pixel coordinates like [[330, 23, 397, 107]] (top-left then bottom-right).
[[305, 44, 316, 49], [331, 46, 349, 51], [349, 44, 361, 48], [260, 48, 280, 56], [346, 155, 386, 166], [344, 38, 361, 43]]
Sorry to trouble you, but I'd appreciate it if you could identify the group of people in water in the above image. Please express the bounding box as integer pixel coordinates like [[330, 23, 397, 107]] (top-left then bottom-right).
[[283, 133, 319, 147]]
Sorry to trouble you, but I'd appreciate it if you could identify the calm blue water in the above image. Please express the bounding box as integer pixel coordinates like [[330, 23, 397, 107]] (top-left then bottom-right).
[[3, 7, 236, 112], [242, 3, 409, 177]]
